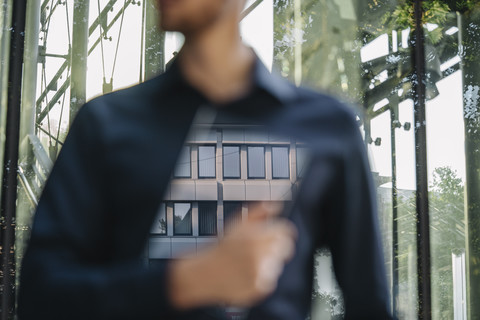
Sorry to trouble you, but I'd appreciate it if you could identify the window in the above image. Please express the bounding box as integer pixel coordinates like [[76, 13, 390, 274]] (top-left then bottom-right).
[[198, 146, 216, 178], [247, 146, 265, 178], [223, 146, 240, 178], [224, 202, 243, 233], [272, 147, 290, 179], [198, 202, 217, 236], [150, 203, 167, 235], [174, 146, 191, 178], [296, 147, 307, 178], [173, 203, 192, 235]]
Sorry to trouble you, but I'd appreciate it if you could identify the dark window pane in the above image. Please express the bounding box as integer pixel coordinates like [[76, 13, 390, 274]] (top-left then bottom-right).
[[272, 147, 289, 178], [150, 203, 167, 234], [174, 146, 191, 178], [174, 203, 192, 235], [198, 146, 216, 178], [224, 202, 242, 233], [199, 202, 217, 236], [296, 147, 307, 178], [248, 146, 265, 178], [223, 146, 240, 178]]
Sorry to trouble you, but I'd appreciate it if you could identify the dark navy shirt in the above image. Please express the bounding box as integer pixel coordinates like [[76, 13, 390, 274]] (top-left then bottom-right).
[[18, 57, 393, 319]]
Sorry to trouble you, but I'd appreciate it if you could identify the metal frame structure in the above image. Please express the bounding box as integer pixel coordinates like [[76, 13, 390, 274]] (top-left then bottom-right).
[[361, 1, 462, 319], [412, 1, 431, 318], [0, 0, 27, 318], [0, 0, 474, 319]]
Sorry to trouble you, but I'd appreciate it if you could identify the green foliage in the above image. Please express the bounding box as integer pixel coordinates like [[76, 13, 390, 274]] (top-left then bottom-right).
[[392, 167, 465, 318], [430, 166, 465, 319], [442, 0, 478, 13], [430, 167, 465, 253], [379, 0, 451, 44], [431, 167, 463, 199]]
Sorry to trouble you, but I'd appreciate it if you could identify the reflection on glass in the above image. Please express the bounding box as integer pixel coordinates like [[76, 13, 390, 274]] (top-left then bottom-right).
[[274, 0, 422, 317], [424, 6, 468, 319], [174, 203, 192, 236], [247, 146, 265, 178], [272, 147, 289, 179], [296, 147, 307, 178], [224, 202, 242, 233], [150, 203, 167, 235], [9, 0, 480, 319], [223, 146, 240, 178], [14, 1, 144, 306], [457, 3, 480, 318], [198, 146, 216, 178], [174, 146, 191, 178], [198, 202, 217, 236]]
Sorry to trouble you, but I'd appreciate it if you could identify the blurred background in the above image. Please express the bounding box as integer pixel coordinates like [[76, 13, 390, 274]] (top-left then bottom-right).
[[1, 0, 479, 319]]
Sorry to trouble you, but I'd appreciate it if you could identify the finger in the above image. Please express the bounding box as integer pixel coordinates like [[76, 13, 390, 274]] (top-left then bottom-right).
[[247, 201, 284, 223], [273, 233, 296, 261], [267, 222, 298, 260], [270, 220, 298, 240]]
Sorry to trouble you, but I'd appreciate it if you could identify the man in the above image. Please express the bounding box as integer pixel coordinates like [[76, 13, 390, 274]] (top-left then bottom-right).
[[18, 0, 393, 319]]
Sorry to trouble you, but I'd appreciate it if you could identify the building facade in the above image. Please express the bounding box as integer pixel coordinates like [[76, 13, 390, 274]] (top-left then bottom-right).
[[147, 123, 306, 261]]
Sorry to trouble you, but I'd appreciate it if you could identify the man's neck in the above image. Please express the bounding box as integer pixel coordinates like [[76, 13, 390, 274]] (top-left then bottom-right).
[[178, 21, 255, 105]]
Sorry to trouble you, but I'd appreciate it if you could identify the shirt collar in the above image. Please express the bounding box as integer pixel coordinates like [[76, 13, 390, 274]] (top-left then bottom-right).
[[251, 56, 297, 104], [158, 52, 297, 105]]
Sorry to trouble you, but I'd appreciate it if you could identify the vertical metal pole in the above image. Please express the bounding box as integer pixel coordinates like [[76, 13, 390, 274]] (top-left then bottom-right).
[[70, 0, 89, 125], [0, 0, 12, 111], [0, 0, 27, 318], [139, 0, 146, 83], [390, 97, 399, 319], [144, 0, 164, 79], [412, 0, 431, 319], [20, 0, 40, 154], [459, 10, 480, 320]]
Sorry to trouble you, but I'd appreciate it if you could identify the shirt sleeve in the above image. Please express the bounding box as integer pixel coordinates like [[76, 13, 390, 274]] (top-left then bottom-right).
[[17, 103, 179, 320], [323, 112, 393, 319]]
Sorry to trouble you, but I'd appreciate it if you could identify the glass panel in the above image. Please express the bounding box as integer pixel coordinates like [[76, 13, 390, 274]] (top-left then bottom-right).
[[271, 0, 417, 318], [393, 100, 417, 319], [460, 4, 480, 318], [224, 201, 243, 233], [247, 146, 265, 178], [174, 146, 191, 178], [198, 146, 216, 178], [223, 146, 240, 178], [424, 3, 478, 319], [174, 203, 192, 236], [0, 0, 11, 305], [150, 203, 167, 235], [0, 0, 11, 197], [296, 146, 307, 178], [198, 202, 217, 236], [17, 0, 480, 319], [15, 1, 145, 309], [272, 146, 289, 178]]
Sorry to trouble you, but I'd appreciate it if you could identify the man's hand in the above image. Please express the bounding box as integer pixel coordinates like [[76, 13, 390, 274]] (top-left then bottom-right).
[[168, 202, 297, 309]]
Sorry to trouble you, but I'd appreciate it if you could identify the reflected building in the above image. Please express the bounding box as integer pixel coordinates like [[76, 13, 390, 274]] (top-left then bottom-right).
[[147, 120, 305, 319], [147, 120, 304, 258]]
